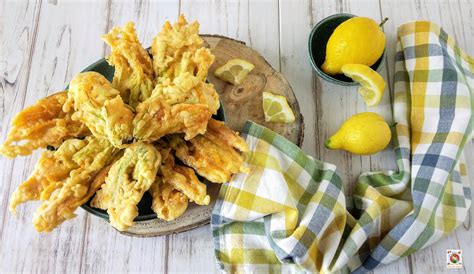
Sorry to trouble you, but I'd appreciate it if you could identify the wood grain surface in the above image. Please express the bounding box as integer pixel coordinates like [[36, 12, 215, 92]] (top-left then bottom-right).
[[0, 0, 472, 273], [205, 35, 304, 145]]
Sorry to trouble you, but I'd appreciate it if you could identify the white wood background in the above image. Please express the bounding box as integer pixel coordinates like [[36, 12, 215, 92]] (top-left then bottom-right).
[[0, 0, 472, 273]]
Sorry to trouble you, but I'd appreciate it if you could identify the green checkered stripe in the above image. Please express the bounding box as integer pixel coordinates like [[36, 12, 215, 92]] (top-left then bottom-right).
[[212, 21, 472, 273]]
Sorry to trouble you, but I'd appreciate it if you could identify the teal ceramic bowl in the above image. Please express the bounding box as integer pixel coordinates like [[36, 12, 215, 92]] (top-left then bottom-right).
[[308, 13, 386, 86], [71, 56, 225, 222]]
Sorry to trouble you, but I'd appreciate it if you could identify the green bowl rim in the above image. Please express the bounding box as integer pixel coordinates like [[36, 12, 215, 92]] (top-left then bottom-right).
[[308, 13, 386, 86], [70, 56, 226, 222]]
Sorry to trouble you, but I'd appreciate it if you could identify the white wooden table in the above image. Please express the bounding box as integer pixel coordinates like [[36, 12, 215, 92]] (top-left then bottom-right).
[[0, 0, 472, 273]]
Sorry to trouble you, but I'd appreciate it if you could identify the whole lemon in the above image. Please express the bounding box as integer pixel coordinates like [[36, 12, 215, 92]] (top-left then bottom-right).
[[321, 17, 386, 75], [325, 112, 391, 155]]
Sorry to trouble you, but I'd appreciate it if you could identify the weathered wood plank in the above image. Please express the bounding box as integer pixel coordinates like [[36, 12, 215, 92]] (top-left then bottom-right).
[[80, 1, 178, 273], [379, 0, 473, 273], [279, 0, 317, 157], [0, 1, 109, 273], [0, 0, 42, 240]]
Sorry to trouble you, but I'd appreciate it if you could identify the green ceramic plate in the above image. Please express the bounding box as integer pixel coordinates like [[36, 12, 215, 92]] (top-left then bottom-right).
[[308, 13, 386, 86], [70, 56, 226, 222]]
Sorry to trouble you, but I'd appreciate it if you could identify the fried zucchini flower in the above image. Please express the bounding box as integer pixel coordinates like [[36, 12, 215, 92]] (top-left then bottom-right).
[[0, 92, 89, 158], [133, 96, 212, 142], [9, 138, 88, 214], [151, 72, 220, 115], [149, 179, 189, 221], [169, 119, 249, 183], [102, 21, 155, 108], [91, 142, 161, 231], [63, 72, 134, 147], [9, 136, 117, 232], [151, 15, 205, 80], [158, 147, 210, 206]]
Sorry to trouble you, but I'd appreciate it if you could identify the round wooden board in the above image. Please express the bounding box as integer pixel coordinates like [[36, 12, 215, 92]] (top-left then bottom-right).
[[204, 35, 304, 145], [119, 35, 304, 237]]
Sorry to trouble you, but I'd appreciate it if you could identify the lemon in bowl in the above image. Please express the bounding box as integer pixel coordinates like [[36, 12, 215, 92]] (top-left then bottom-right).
[[308, 13, 386, 86], [341, 64, 386, 107]]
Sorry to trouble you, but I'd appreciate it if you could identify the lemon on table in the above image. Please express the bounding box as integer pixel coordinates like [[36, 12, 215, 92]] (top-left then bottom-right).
[[262, 91, 295, 123], [321, 17, 386, 75], [214, 58, 255, 85], [341, 64, 385, 106], [325, 112, 391, 155]]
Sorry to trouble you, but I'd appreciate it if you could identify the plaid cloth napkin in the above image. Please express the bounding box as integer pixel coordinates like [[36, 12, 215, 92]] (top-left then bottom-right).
[[212, 21, 473, 273]]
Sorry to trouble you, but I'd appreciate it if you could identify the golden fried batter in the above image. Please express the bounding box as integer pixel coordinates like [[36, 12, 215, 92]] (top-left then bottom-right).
[[91, 142, 161, 231], [206, 119, 248, 152], [165, 164, 210, 205], [9, 138, 87, 214], [7, 136, 116, 232], [150, 15, 216, 118], [151, 73, 220, 114], [133, 96, 211, 142], [169, 119, 248, 183], [151, 15, 211, 81], [102, 21, 154, 108], [0, 92, 89, 158], [149, 179, 188, 221], [64, 72, 134, 147], [158, 148, 210, 206]]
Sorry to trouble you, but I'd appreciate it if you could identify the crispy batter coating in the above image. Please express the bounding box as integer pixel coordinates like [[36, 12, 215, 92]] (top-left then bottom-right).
[[32, 137, 116, 232], [0, 92, 89, 158], [151, 15, 216, 117], [206, 119, 249, 153], [7, 136, 116, 232], [9, 138, 87, 214], [151, 73, 220, 114], [159, 148, 210, 206], [102, 21, 154, 108], [64, 72, 134, 147], [91, 142, 161, 231], [133, 96, 212, 142], [149, 179, 188, 221], [158, 47, 214, 83], [151, 15, 213, 81], [165, 164, 210, 206], [169, 119, 248, 183]]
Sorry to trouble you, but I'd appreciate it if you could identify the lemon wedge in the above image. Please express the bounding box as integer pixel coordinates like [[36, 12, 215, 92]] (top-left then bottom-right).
[[214, 59, 255, 85], [262, 91, 295, 123], [341, 64, 385, 107]]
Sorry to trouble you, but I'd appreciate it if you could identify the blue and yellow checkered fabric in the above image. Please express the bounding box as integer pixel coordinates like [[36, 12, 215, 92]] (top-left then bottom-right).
[[212, 21, 473, 273]]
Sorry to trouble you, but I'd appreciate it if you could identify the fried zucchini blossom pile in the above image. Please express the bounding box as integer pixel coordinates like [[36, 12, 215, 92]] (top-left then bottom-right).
[[1, 15, 248, 232]]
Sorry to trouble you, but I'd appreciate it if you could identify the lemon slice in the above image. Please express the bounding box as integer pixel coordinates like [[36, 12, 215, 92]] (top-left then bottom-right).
[[262, 91, 295, 123], [341, 64, 385, 107], [214, 59, 255, 85]]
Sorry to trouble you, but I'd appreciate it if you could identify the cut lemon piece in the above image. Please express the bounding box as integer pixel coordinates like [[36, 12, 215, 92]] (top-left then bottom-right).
[[262, 91, 295, 123], [341, 64, 386, 107], [214, 59, 255, 85]]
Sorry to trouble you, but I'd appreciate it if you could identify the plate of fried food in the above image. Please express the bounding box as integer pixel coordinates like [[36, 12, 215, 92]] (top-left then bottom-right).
[[1, 15, 302, 236]]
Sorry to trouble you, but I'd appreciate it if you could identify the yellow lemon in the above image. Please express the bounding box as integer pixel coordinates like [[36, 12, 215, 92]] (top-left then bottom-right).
[[322, 17, 386, 75], [262, 91, 295, 123], [214, 58, 255, 85], [341, 64, 385, 106], [325, 112, 391, 155]]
